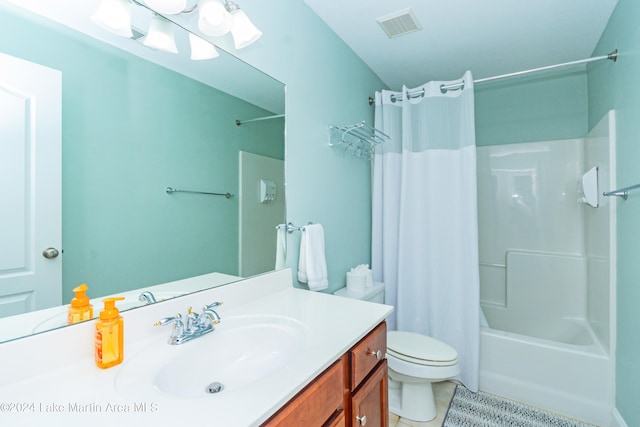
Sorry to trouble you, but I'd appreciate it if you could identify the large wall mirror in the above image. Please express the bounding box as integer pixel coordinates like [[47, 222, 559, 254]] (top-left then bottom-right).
[[0, 0, 286, 343]]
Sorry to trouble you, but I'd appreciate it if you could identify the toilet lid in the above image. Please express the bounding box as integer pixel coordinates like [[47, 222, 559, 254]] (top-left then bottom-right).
[[387, 331, 458, 366]]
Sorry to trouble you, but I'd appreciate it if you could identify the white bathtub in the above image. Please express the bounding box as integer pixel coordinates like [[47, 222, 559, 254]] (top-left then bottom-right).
[[479, 318, 613, 426], [476, 113, 617, 426]]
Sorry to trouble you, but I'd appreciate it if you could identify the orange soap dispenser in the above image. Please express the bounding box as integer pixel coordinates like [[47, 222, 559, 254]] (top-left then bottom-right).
[[67, 284, 93, 325], [95, 297, 125, 369]]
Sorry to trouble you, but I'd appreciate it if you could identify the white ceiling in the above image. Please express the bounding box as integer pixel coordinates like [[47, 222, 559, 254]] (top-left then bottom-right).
[[303, 0, 619, 90]]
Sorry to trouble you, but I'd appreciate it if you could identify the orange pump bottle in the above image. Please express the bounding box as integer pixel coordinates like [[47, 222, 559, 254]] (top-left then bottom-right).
[[67, 284, 93, 325], [95, 297, 125, 369]]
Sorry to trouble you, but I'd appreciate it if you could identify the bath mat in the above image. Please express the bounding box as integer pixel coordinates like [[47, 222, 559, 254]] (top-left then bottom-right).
[[442, 385, 596, 427]]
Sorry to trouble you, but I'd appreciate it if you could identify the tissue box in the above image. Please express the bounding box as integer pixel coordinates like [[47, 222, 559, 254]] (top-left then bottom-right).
[[346, 264, 373, 291], [346, 271, 367, 292]]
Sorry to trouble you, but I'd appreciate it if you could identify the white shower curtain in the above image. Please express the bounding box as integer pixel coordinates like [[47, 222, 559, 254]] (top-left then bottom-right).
[[372, 71, 480, 391]]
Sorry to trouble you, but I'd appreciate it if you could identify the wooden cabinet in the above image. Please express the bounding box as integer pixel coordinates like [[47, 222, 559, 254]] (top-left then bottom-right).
[[350, 361, 388, 427], [261, 321, 388, 427], [261, 356, 347, 427], [348, 322, 388, 427]]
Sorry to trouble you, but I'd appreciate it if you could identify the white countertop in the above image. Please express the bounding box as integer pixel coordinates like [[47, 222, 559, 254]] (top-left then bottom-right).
[[0, 269, 392, 426]]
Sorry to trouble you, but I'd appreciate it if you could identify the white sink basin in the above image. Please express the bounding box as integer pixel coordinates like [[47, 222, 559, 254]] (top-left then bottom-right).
[[115, 314, 308, 399]]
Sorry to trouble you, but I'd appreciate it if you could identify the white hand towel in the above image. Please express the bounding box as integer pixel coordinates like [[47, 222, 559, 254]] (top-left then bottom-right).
[[275, 227, 286, 270], [297, 224, 328, 291]]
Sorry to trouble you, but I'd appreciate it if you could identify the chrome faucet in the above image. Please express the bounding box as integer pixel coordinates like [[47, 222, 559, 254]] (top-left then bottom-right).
[[139, 291, 157, 305], [155, 302, 222, 345]]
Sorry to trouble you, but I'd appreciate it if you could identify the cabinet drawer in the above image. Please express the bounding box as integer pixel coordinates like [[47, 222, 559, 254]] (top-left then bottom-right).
[[261, 356, 346, 426], [350, 321, 387, 390]]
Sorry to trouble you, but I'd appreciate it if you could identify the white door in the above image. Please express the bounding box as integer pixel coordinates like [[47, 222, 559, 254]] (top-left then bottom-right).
[[0, 52, 62, 318]]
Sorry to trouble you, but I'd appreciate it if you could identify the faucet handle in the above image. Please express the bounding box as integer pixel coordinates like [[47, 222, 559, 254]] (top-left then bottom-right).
[[154, 313, 183, 327], [205, 301, 223, 309]]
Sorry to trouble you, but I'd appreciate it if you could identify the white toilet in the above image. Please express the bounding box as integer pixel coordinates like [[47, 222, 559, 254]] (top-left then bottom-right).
[[334, 283, 460, 422]]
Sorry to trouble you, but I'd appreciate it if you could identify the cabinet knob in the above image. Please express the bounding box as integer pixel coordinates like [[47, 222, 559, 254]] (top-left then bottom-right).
[[368, 349, 382, 360], [356, 415, 367, 426]]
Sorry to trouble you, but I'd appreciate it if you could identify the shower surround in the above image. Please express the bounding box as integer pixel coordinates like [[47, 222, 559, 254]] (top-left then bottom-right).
[[476, 111, 616, 426]]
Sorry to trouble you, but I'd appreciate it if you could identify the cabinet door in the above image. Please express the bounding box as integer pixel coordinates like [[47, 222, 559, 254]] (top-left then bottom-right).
[[351, 360, 388, 427], [261, 357, 346, 426], [326, 411, 346, 427]]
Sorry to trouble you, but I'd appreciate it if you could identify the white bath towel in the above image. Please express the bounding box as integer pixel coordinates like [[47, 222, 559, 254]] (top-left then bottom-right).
[[297, 224, 328, 291], [275, 227, 287, 270]]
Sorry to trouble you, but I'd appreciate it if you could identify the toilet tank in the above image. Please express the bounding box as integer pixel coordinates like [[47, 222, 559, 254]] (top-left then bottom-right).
[[333, 282, 385, 304]]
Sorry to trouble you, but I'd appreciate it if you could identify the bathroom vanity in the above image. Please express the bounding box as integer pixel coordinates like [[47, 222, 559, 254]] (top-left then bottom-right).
[[262, 321, 388, 426], [0, 269, 392, 426]]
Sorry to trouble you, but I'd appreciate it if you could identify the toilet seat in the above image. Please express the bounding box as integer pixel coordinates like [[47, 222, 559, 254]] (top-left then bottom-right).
[[387, 331, 458, 367]]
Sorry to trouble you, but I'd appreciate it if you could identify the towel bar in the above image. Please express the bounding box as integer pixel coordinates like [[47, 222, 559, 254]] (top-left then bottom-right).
[[603, 182, 640, 200], [276, 222, 314, 233]]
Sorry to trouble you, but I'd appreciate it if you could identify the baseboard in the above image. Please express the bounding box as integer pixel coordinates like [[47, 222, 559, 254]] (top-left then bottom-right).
[[611, 408, 628, 427]]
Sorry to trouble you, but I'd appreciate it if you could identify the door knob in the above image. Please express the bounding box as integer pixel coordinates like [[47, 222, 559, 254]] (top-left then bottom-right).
[[42, 247, 60, 259], [356, 415, 367, 426]]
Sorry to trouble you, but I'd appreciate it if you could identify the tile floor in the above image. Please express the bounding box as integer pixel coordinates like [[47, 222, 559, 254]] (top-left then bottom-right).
[[388, 381, 457, 427]]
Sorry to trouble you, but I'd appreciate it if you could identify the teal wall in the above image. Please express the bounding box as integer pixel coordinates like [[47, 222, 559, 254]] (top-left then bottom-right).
[[588, 0, 640, 425], [227, 1, 386, 292], [475, 69, 589, 146], [0, 6, 284, 301], [230, 1, 590, 292]]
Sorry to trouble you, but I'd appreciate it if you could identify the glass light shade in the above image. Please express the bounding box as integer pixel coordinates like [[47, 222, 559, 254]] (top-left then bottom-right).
[[143, 0, 187, 15], [229, 9, 262, 49], [91, 0, 133, 37], [198, 0, 233, 37], [143, 14, 178, 53], [189, 33, 220, 60]]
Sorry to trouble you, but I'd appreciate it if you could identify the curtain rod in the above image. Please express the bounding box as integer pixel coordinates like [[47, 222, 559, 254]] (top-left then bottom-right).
[[368, 50, 618, 105]]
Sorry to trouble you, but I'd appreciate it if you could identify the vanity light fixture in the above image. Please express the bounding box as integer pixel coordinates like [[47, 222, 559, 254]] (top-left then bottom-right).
[[189, 33, 220, 60], [143, 13, 179, 53], [91, 0, 133, 37], [224, 0, 262, 49], [91, 0, 258, 58], [198, 0, 233, 37], [143, 0, 188, 15]]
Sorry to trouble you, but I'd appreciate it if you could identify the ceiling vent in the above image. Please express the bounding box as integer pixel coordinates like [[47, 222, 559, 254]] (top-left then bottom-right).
[[376, 8, 422, 39]]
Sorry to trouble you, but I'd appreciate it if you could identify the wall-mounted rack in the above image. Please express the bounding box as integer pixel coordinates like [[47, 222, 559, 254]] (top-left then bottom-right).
[[276, 222, 314, 233], [603, 182, 640, 200], [235, 113, 285, 126], [329, 121, 390, 159], [166, 186, 234, 199]]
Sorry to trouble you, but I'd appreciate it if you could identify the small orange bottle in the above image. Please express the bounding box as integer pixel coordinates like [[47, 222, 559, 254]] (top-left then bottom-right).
[[95, 297, 125, 369], [67, 284, 93, 325]]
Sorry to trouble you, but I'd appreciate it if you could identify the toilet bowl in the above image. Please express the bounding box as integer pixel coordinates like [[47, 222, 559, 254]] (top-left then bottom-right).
[[333, 283, 460, 422], [387, 331, 460, 422]]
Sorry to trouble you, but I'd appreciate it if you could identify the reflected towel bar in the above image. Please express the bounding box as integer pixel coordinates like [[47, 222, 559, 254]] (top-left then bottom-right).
[[166, 187, 233, 199], [235, 114, 285, 126], [603, 183, 640, 200]]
